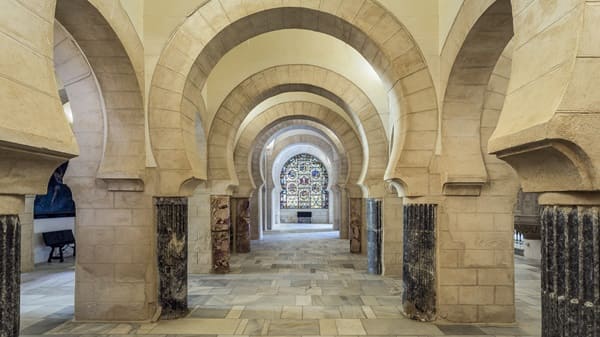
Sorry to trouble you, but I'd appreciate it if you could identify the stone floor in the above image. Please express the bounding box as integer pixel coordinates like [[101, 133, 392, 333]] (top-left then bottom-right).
[[20, 227, 542, 337]]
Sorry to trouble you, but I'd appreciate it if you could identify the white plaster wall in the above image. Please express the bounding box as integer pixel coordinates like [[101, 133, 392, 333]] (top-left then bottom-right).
[[280, 209, 329, 224], [524, 239, 542, 261], [33, 217, 75, 264]]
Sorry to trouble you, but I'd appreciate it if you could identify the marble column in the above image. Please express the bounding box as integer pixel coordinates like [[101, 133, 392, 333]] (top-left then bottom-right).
[[540, 204, 600, 337], [349, 198, 362, 253], [211, 195, 230, 273], [366, 199, 382, 275], [339, 187, 349, 239], [402, 204, 436, 321], [155, 197, 188, 320], [234, 198, 251, 253], [0, 215, 20, 337], [249, 192, 261, 240]]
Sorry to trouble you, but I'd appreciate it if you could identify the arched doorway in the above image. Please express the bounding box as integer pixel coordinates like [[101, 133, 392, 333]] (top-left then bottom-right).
[[276, 153, 331, 230]]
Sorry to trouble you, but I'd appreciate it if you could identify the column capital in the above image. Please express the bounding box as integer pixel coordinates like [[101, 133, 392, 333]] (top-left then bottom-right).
[[538, 192, 600, 206], [0, 195, 24, 214]]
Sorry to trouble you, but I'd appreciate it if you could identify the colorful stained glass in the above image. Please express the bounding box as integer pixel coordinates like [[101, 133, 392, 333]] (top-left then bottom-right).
[[280, 153, 329, 209]]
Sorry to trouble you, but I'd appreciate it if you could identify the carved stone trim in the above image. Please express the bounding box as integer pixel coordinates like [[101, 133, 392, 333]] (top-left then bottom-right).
[[442, 177, 485, 196], [101, 178, 144, 191]]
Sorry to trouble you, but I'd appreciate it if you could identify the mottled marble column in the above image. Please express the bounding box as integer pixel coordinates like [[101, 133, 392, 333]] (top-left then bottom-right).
[[0, 215, 20, 337], [349, 198, 362, 253], [211, 196, 230, 273], [402, 204, 436, 321], [366, 199, 382, 274], [234, 198, 251, 253], [541, 205, 600, 337], [155, 197, 188, 320], [249, 192, 260, 240]]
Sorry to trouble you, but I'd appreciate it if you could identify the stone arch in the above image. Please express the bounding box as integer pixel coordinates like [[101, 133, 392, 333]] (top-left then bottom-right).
[[207, 65, 385, 195], [440, 0, 513, 195], [269, 133, 346, 231], [232, 101, 364, 197], [148, 0, 439, 196], [488, 0, 600, 192], [271, 145, 336, 226], [430, 0, 521, 323], [50, 0, 156, 322], [53, 21, 106, 208], [85, 0, 145, 95], [55, 0, 146, 189], [244, 122, 349, 194], [270, 134, 344, 188]]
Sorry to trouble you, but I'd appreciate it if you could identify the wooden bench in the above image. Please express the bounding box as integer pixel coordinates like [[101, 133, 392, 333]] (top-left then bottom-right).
[[42, 230, 76, 263]]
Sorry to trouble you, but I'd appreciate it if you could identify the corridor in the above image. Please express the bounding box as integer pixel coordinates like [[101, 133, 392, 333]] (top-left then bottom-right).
[[20, 228, 541, 336]]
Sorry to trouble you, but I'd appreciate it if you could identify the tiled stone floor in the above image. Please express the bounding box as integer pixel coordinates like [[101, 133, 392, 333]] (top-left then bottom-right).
[[20, 227, 542, 337]]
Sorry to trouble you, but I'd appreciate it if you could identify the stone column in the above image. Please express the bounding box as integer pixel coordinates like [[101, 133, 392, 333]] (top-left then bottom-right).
[[0, 214, 20, 337], [366, 199, 382, 274], [211, 195, 230, 273], [402, 203, 436, 321], [349, 198, 362, 253], [540, 202, 600, 337], [249, 192, 260, 240], [155, 197, 188, 320], [266, 185, 273, 230], [331, 186, 340, 230], [339, 187, 349, 239], [234, 198, 251, 253]]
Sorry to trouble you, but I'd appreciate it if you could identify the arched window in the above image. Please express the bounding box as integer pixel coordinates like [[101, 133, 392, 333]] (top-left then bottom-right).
[[280, 153, 328, 209]]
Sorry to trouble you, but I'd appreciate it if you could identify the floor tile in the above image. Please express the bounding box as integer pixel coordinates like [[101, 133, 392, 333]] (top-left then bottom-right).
[[436, 324, 486, 335], [268, 319, 319, 335], [150, 319, 240, 334], [20, 228, 541, 337]]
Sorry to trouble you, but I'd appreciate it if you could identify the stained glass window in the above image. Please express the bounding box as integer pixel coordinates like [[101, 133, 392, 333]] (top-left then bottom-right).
[[280, 153, 329, 209]]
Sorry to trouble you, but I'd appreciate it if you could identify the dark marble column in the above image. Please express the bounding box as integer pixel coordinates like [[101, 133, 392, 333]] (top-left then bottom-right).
[[366, 199, 382, 274], [349, 198, 362, 253], [0, 215, 20, 337], [211, 195, 230, 273], [402, 204, 436, 321], [234, 198, 251, 253], [541, 205, 600, 337], [155, 197, 188, 320]]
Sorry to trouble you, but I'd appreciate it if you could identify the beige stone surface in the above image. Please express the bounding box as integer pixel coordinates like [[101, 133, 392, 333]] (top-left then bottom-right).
[[3, 0, 600, 328]]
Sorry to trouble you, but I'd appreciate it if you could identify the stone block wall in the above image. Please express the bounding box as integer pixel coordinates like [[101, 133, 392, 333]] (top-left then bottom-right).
[[382, 192, 403, 276], [19, 196, 35, 272], [188, 186, 212, 273], [437, 195, 516, 323], [73, 189, 155, 321]]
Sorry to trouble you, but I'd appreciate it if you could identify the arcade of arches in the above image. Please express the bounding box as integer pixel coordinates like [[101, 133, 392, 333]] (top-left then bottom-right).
[[1, 1, 599, 336]]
